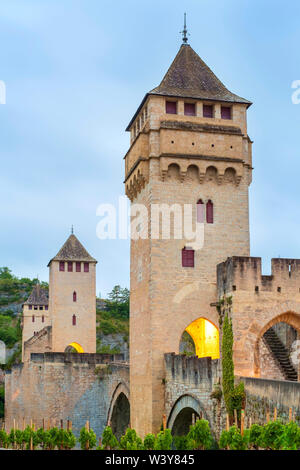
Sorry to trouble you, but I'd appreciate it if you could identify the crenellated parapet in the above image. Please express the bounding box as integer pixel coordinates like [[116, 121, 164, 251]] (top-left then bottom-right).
[[217, 256, 300, 297]]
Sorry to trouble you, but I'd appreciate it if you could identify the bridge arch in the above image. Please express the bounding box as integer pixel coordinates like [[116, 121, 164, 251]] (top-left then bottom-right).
[[64, 342, 84, 353], [179, 317, 219, 359], [254, 311, 300, 378], [167, 394, 211, 436], [107, 382, 130, 439]]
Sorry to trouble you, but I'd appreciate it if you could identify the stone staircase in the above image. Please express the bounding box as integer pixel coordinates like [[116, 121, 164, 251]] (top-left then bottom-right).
[[263, 328, 298, 381]]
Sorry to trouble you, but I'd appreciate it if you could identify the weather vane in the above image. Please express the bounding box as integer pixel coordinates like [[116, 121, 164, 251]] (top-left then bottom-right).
[[180, 12, 190, 44], [71, 225, 74, 234]]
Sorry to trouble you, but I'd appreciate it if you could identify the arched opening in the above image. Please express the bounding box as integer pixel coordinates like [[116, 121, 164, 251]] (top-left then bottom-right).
[[180, 318, 219, 359], [254, 312, 300, 381], [64, 342, 84, 353], [171, 407, 200, 436], [110, 392, 130, 440]]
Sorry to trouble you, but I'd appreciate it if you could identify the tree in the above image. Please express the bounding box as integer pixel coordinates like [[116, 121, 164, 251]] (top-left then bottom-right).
[[105, 285, 129, 319], [222, 313, 234, 417]]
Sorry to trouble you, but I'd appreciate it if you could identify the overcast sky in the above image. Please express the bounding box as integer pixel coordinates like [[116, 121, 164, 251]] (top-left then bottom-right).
[[0, 0, 299, 296]]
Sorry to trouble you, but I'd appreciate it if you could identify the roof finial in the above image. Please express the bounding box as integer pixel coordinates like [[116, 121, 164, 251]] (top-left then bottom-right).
[[181, 12, 189, 44], [71, 225, 74, 235]]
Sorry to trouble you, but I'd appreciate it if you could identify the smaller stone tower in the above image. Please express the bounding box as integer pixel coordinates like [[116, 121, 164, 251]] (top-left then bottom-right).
[[48, 234, 97, 353], [22, 283, 49, 359]]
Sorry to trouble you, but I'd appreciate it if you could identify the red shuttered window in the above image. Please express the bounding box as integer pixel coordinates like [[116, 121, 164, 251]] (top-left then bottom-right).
[[166, 101, 177, 114], [197, 199, 205, 223], [203, 105, 213, 118], [206, 200, 214, 224], [59, 262, 65, 272], [73, 291, 77, 302], [68, 262, 73, 272], [182, 247, 195, 268], [221, 106, 231, 120], [84, 263, 89, 273], [76, 262, 81, 272], [184, 102, 196, 116], [29, 305, 32, 310], [72, 314, 76, 326]]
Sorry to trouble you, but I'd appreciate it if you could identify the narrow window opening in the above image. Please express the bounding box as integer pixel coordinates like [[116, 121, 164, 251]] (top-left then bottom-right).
[[203, 104, 213, 118], [206, 200, 214, 224], [59, 261, 65, 272], [68, 262, 73, 272], [232, 285, 237, 291], [277, 287, 281, 293], [32, 315, 35, 323], [73, 291, 77, 302], [72, 314, 76, 326], [255, 286, 259, 293], [29, 305, 32, 310], [76, 262, 81, 272], [84, 263, 89, 273], [42, 315, 45, 323], [197, 199, 205, 223]]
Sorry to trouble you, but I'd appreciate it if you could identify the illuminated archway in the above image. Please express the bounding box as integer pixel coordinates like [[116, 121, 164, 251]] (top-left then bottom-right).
[[184, 318, 219, 359], [64, 342, 84, 353]]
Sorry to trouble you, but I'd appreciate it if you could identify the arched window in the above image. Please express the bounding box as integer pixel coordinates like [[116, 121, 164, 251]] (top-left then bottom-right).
[[32, 315, 35, 323], [206, 200, 214, 224], [72, 314, 76, 326], [73, 291, 77, 302], [197, 199, 205, 223]]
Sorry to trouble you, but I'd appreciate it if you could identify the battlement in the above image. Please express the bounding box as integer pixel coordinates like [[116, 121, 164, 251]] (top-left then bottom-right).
[[164, 353, 219, 385], [30, 352, 125, 364], [217, 257, 300, 296]]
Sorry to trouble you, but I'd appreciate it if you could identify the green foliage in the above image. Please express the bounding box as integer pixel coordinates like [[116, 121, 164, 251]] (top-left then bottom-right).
[[260, 420, 284, 450], [180, 331, 196, 356], [248, 423, 263, 449], [221, 313, 234, 416], [120, 428, 143, 450], [278, 421, 300, 450], [79, 426, 97, 450], [143, 433, 156, 450], [0, 385, 4, 418], [0, 429, 8, 448], [219, 425, 248, 450], [105, 285, 129, 319], [154, 429, 173, 450], [101, 426, 119, 449], [174, 435, 193, 450], [231, 382, 245, 420], [187, 419, 213, 450]]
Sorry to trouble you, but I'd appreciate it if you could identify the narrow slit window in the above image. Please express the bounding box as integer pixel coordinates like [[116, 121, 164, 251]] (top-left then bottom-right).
[[206, 200, 214, 224], [72, 314, 76, 326], [73, 291, 77, 302], [42, 315, 45, 323], [197, 199, 205, 223], [32, 315, 35, 323]]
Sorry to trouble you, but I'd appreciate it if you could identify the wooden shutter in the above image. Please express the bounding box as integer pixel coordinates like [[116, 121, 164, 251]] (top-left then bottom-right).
[[76, 262, 81, 272], [221, 106, 231, 119], [84, 263, 89, 273], [59, 261, 65, 272], [206, 200, 214, 224], [184, 103, 196, 116], [68, 262, 73, 272], [182, 247, 195, 267], [203, 105, 213, 118], [166, 101, 177, 114], [197, 199, 205, 223]]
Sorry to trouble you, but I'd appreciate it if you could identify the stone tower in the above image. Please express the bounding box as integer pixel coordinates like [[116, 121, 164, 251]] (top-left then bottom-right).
[[47, 234, 97, 353], [125, 41, 253, 436]]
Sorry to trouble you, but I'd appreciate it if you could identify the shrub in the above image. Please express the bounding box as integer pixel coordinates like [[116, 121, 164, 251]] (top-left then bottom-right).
[[187, 419, 213, 450], [248, 423, 263, 449], [120, 428, 143, 450], [79, 426, 97, 450], [143, 433, 156, 450], [219, 425, 248, 450], [101, 426, 119, 450], [154, 429, 173, 450], [259, 420, 284, 450]]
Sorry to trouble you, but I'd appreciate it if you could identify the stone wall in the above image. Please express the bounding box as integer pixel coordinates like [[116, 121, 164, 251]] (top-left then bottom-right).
[[241, 376, 300, 426], [5, 352, 129, 439], [164, 354, 225, 438], [258, 338, 285, 381]]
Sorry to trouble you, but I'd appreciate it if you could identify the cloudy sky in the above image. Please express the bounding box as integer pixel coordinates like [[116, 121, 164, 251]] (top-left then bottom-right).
[[0, 0, 299, 296]]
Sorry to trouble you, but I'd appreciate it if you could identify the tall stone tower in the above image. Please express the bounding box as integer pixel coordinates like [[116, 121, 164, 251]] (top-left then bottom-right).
[[48, 234, 97, 353], [125, 40, 253, 436]]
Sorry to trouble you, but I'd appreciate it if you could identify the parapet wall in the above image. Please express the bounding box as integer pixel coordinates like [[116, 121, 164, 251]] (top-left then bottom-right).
[[217, 257, 300, 296], [240, 376, 300, 424], [5, 352, 129, 439]]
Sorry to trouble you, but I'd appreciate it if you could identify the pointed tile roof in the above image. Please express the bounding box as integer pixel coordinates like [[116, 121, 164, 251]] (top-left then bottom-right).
[[24, 283, 48, 306], [126, 44, 251, 131], [48, 234, 97, 266]]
